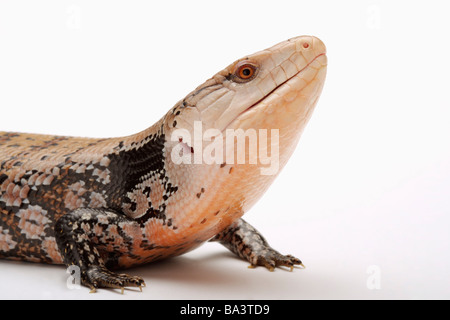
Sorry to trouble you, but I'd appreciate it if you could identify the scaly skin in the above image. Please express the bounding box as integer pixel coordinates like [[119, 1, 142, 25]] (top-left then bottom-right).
[[0, 35, 327, 292]]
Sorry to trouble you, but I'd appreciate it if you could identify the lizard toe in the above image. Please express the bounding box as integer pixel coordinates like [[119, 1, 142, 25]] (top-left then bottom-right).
[[85, 265, 145, 293], [251, 249, 303, 272]]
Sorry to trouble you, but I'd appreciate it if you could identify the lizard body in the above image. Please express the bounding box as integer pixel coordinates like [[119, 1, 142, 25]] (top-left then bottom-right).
[[0, 36, 327, 291]]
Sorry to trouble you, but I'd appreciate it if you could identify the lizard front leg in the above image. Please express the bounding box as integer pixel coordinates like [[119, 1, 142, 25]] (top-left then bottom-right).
[[210, 218, 303, 271], [54, 208, 145, 292]]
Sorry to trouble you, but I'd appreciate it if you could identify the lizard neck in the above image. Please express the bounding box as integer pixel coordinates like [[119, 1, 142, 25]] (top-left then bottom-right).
[[105, 121, 178, 226]]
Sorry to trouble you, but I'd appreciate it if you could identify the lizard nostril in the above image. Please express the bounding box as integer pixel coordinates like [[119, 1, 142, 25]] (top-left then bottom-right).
[[302, 42, 310, 49]]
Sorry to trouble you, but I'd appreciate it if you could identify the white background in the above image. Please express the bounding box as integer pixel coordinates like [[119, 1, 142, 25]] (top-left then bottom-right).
[[1, 0, 449, 300]]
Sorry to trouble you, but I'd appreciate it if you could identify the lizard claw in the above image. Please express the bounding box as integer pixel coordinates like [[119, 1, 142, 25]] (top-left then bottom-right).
[[84, 265, 146, 293], [248, 249, 303, 272]]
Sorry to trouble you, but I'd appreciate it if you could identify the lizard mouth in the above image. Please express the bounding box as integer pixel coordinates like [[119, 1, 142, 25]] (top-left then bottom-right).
[[224, 52, 327, 131], [172, 52, 327, 156]]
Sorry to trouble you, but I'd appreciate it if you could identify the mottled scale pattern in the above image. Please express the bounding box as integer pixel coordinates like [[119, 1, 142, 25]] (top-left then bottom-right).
[[0, 126, 194, 289], [4, 125, 171, 243], [0, 132, 115, 264]]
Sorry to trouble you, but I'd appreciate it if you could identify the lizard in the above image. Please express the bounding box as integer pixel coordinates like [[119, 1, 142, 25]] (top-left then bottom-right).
[[0, 35, 327, 292]]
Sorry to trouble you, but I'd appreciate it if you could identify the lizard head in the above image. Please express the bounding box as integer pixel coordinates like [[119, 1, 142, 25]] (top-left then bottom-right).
[[161, 36, 327, 228], [164, 35, 327, 175]]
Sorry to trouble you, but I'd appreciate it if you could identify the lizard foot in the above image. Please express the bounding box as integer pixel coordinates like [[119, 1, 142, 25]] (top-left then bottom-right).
[[211, 219, 305, 272], [85, 265, 145, 293], [249, 249, 303, 272]]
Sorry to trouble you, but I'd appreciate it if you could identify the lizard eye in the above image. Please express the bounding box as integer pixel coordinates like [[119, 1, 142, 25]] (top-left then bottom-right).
[[231, 61, 259, 83], [238, 65, 255, 79]]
